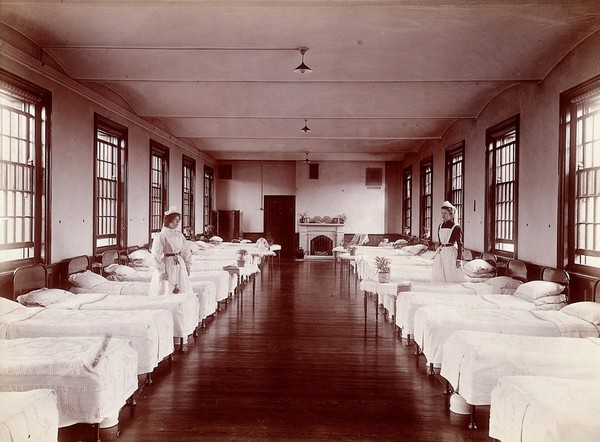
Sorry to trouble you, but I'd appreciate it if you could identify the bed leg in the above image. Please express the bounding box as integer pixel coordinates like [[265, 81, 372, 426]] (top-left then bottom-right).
[[405, 334, 412, 346], [363, 292, 368, 321], [94, 423, 101, 442], [427, 362, 435, 375], [443, 379, 453, 395], [146, 373, 153, 384], [468, 405, 478, 430], [179, 337, 185, 352], [375, 294, 379, 321]]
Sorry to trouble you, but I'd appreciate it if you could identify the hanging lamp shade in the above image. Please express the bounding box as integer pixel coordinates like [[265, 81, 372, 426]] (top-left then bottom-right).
[[293, 48, 312, 73], [301, 119, 310, 132]]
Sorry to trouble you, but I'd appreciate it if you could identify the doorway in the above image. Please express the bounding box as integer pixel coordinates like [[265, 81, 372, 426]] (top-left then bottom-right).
[[264, 195, 296, 259]]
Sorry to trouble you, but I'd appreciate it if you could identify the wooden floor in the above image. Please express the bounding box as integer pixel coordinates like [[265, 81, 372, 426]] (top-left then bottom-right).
[[60, 260, 491, 441]]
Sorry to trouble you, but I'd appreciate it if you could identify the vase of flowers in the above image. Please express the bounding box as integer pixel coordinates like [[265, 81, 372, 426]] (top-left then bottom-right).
[[349, 246, 357, 256], [299, 212, 308, 223], [237, 249, 248, 267], [338, 213, 347, 224], [375, 256, 391, 283]]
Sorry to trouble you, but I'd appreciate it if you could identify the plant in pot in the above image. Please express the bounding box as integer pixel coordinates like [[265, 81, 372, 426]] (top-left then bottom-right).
[[349, 245, 357, 256], [299, 212, 308, 223], [338, 213, 347, 224], [375, 256, 391, 283], [237, 249, 248, 267]]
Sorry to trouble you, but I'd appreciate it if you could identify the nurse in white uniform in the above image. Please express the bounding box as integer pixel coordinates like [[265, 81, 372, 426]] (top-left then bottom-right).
[[431, 201, 465, 282]]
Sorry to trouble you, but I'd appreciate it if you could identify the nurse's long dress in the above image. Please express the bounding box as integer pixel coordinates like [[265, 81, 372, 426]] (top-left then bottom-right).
[[431, 224, 465, 282], [150, 227, 193, 296]]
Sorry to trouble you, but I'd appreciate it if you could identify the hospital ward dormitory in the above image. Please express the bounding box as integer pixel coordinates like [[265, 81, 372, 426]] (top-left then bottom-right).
[[0, 2, 599, 441]]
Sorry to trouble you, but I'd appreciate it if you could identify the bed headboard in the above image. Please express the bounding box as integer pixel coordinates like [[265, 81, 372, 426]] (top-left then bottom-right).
[[13, 264, 47, 300], [67, 255, 90, 275], [594, 279, 600, 303], [101, 249, 119, 267], [540, 267, 570, 299], [506, 259, 528, 282]]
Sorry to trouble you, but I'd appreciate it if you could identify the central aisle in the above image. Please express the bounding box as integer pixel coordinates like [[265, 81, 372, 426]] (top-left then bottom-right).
[[65, 260, 491, 441]]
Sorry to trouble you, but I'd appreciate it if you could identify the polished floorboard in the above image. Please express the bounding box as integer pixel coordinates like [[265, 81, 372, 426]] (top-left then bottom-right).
[[60, 260, 491, 441]]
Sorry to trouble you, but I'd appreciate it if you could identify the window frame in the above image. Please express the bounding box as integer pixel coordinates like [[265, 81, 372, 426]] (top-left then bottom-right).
[[420, 157, 433, 239], [559, 75, 600, 277], [149, 140, 169, 240], [445, 141, 465, 229], [0, 70, 51, 271], [203, 165, 214, 232], [93, 113, 128, 254], [402, 166, 412, 236], [485, 115, 519, 258], [182, 155, 196, 239]]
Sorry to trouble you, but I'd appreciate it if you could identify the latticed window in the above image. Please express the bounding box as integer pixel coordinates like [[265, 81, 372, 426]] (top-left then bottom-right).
[[420, 159, 433, 239], [182, 155, 195, 238], [94, 114, 127, 252], [486, 115, 519, 257], [149, 141, 169, 237], [446, 141, 465, 228], [560, 78, 600, 276], [0, 73, 50, 269], [402, 167, 412, 235], [203, 166, 214, 232]]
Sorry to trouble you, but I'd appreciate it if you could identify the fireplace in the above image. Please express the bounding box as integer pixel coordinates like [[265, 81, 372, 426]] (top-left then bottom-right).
[[299, 222, 345, 257], [310, 235, 333, 256]]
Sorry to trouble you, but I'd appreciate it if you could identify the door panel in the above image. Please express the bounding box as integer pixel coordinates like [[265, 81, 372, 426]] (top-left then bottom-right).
[[264, 196, 295, 259]]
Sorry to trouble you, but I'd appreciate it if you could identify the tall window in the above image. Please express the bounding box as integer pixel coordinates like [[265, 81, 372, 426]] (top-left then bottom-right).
[[445, 141, 465, 228], [420, 158, 433, 239], [149, 141, 169, 238], [486, 115, 519, 257], [560, 77, 600, 276], [182, 155, 196, 239], [203, 166, 214, 232], [94, 114, 127, 252], [402, 166, 412, 235], [0, 72, 50, 270]]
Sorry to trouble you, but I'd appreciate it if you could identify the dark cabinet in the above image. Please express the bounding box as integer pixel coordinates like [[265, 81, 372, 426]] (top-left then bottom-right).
[[217, 210, 240, 241]]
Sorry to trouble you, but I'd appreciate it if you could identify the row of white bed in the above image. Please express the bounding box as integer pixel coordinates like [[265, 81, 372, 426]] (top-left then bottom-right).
[[345, 244, 600, 441], [0, 240, 275, 441]]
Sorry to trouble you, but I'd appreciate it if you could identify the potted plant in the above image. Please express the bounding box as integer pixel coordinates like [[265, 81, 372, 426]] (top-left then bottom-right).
[[237, 249, 248, 267], [296, 247, 305, 259], [338, 213, 347, 224], [375, 256, 391, 283], [299, 212, 308, 223], [349, 245, 357, 256]]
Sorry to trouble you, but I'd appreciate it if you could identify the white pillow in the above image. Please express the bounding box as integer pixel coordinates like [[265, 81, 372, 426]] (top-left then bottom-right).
[[0, 297, 24, 315], [104, 264, 137, 277], [513, 280, 565, 301], [68, 270, 107, 288], [209, 236, 223, 244], [17, 288, 73, 307], [405, 244, 428, 255], [129, 249, 153, 267], [195, 240, 211, 250], [560, 302, 600, 325], [393, 239, 408, 249], [485, 276, 523, 295], [463, 259, 495, 277], [532, 294, 567, 306]]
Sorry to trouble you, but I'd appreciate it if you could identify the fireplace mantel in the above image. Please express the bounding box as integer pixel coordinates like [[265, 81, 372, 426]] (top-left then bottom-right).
[[299, 223, 345, 256]]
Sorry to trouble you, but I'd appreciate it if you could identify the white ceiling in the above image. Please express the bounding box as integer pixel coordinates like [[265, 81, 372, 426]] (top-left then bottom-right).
[[2, 0, 599, 162]]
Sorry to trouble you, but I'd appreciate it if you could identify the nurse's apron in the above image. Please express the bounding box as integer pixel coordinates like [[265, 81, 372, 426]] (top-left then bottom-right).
[[431, 224, 465, 282], [149, 235, 191, 296]]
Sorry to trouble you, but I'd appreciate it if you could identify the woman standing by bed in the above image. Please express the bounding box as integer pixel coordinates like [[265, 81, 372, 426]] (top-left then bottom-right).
[[150, 206, 193, 296], [431, 201, 465, 282]]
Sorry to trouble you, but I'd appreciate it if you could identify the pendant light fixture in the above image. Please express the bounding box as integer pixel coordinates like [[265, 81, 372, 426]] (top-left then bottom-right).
[[293, 48, 312, 73], [301, 119, 310, 132]]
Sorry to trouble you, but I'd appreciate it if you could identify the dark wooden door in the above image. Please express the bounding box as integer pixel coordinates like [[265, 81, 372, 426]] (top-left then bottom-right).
[[264, 195, 295, 258]]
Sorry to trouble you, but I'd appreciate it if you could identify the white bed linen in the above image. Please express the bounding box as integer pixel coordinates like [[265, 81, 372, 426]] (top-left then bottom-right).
[[39, 293, 199, 338], [396, 292, 550, 337], [439, 331, 600, 405], [0, 337, 138, 427], [71, 275, 218, 320], [0, 305, 174, 374], [489, 375, 600, 442], [413, 306, 599, 368], [0, 389, 58, 441]]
